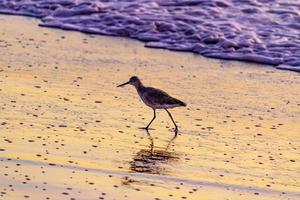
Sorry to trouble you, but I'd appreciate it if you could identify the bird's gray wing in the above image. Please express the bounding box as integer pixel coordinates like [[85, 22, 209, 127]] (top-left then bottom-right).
[[143, 87, 184, 106]]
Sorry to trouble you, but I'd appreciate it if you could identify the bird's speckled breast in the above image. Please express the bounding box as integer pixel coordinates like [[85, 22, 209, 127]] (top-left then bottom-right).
[[137, 87, 153, 108]]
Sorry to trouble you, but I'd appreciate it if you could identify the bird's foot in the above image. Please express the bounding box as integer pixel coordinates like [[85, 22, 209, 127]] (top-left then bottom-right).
[[139, 127, 154, 131], [166, 126, 178, 133], [174, 128, 178, 136], [172, 127, 178, 135]]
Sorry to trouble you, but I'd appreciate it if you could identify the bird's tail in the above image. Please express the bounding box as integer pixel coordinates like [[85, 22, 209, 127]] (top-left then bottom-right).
[[173, 98, 187, 107], [181, 101, 187, 107], [178, 100, 187, 107]]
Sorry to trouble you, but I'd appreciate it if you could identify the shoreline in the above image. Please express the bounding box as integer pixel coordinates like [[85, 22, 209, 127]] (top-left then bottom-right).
[[0, 15, 299, 200], [0, 9, 299, 73]]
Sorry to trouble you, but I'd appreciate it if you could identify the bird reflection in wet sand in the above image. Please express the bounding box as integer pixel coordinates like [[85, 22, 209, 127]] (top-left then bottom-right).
[[129, 131, 179, 175]]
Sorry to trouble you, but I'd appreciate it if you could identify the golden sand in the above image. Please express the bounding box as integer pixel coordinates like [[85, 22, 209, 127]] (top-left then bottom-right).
[[0, 15, 299, 200]]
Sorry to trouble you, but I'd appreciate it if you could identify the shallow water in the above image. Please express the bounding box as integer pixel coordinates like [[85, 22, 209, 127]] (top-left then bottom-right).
[[0, 0, 299, 72]]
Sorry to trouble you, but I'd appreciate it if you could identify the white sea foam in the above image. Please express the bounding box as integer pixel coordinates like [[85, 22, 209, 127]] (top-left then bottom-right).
[[0, 0, 299, 72]]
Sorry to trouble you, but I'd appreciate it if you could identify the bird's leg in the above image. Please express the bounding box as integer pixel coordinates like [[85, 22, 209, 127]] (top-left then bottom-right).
[[145, 109, 156, 130], [165, 109, 178, 132]]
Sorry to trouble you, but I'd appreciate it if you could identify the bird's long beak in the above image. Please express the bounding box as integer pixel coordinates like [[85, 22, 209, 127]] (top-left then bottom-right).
[[117, 81, 130, 87]]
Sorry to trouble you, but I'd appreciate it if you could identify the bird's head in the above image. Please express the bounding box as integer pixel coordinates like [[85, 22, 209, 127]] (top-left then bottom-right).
[[117, 76, 141, 88]]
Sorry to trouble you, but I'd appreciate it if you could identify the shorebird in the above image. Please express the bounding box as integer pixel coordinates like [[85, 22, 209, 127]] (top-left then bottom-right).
[[117, 76, 186, 133]]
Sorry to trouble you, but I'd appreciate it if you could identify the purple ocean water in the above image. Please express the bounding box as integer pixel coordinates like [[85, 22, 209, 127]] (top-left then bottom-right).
[[0, 0, 299, 72]]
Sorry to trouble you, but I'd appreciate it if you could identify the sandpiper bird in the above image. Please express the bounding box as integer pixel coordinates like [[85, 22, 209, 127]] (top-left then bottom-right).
[[117, 76, 186, 132]]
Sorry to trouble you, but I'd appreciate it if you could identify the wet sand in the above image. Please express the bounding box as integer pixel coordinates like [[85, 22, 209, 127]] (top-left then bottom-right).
[[0, 15, 299, 200]]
